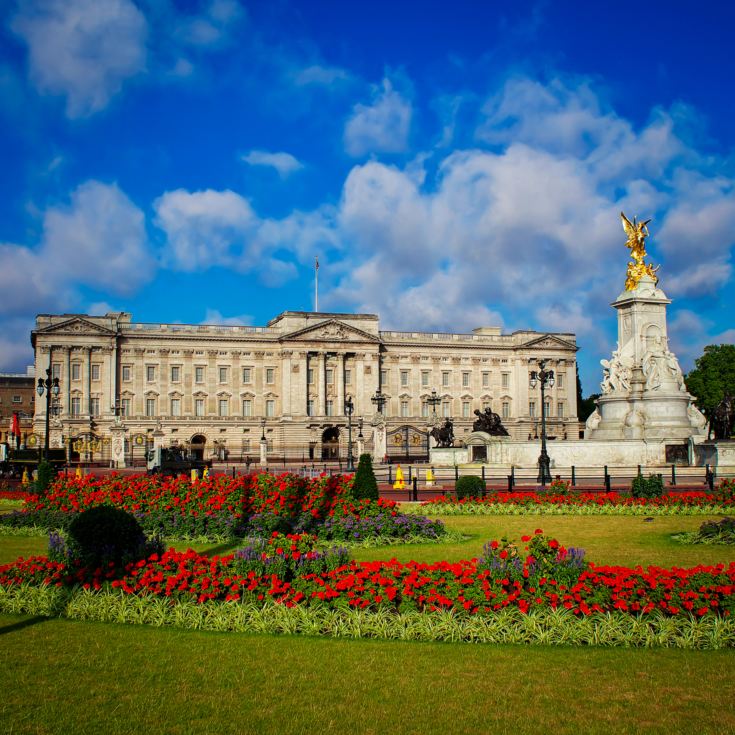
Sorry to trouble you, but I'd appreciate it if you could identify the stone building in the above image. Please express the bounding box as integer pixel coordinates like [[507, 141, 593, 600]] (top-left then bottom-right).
[[31, 311, 579, 464], [0, 369, 36, 447]]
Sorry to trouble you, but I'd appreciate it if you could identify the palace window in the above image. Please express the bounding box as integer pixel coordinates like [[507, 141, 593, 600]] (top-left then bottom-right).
[[218, 399, 229, 417], [71, 363, 81, 381], [91, 364, 100, 381], [502, 402, 510, 419], [307, 399, 314, 417], [265, 399, 275, 417], [122, 365, 132, 382], [400, 400, 409, 417], [195, 399, 205, 417], [242, 399, 252, 417], [529, 402, 536, 418], [266, 368, 275, 384], [557, 402, 564, 418], [71, 397, 81, 416], [380, 369, 388, 387], [52, 363, 61, 380], [462, 401, 470, 418], [501, 372, 509, 388], [421, 371, 429, 387], [556, 372, 564, 389], [442, 401, 450, 417], [219, 367, 228, 383], [325, 400, 333, 416], [170, 366, 180, 382], [421, 402, 429, 418], [242, 367, 251, 384], [307, 368, 314, 385], [326, 368, 334, 385], [90, 398, 100, 417], [145, 398, 156, 417], [121, 398, 131, 417], [344, 369, 351, 385], [171, 398, 181, 417], [462, 372, 470, 388], [482, 372, 490, 388], [400, 370, 409, 387], [442, 371, 450, 387], [146, 366, 155, 382], [544, 401, 551, 418]]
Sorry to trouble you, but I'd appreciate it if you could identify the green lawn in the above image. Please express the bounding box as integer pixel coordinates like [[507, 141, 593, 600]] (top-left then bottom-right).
[[1, 516, 734, 734], [1, 613, 734, 735]]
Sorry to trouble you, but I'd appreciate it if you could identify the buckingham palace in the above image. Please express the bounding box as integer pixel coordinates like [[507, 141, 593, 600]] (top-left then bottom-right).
[[30, 310, 580, 464]]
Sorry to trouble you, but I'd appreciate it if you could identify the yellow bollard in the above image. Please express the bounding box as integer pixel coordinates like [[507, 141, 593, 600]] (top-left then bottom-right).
[[202, 466, 210, 480], [393, 465, 405, 490], [21, 468, 29, 486], [191, 468, 199, 483], [75, 466, 82, 479], [425, 467, 435, 487]]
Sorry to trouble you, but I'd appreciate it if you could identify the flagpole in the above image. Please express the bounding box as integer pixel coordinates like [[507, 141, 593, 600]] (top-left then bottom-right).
[[314, 256, 319, 312]]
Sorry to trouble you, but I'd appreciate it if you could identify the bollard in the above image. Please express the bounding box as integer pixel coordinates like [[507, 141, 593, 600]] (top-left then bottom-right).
[[511, 466, 515, 487], [232, 466, 236, 478], [671, 464, 676, 486], [481, 466, 486, 498], [408, 465, 413, 483], [507, 474, 513, 492], [604, 465, 611, 492], [571, 466, 576, 487], [412, 476, 418, 502], [455, 465, 459, 481], [388, 465, 393, 485], [637, 464, 642, 478]]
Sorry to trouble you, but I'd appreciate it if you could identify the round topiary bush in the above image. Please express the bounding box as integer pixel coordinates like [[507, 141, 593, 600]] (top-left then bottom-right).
[[66, 506, 149, 568], [630, 473, 665, 499], [455, 475, 485, 500]]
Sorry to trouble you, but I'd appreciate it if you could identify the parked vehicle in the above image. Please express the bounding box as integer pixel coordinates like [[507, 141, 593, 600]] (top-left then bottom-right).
[[0, 444, 67, 478], [146, 446, 212, 477]]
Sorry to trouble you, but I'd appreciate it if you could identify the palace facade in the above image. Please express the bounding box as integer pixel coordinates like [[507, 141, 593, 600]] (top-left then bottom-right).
[[31, 311, 580, 464]]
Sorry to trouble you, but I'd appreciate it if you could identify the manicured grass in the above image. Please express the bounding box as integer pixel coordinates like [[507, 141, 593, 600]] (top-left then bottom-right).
[[1, 612, 734, 735], [2, 515, 734, 568]]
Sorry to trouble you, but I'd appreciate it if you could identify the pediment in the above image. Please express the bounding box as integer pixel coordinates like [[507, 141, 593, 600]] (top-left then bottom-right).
[[281, 319, 381, 344], [37, 317, 117, 337], [521, 334, 577, 351]]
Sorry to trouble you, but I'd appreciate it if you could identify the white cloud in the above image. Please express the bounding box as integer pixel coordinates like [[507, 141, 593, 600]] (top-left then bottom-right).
[[201, 308, 252, 326], [11, 0, 148, 118], [0, 180, 152, 368], [173, 0, 245, 48], [344, 79, 412, 157], [241, 150, 304, 177], [293, 64, 350, 86]]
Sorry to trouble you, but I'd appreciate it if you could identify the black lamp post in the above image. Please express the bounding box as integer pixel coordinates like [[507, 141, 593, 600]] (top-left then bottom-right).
[[358, 418, 364, 441], [529, 360, 555, 485], [260, 417, 266, 442], [371, 389, 387, 414], [426, 388, 441, 422], [345, 395, 355, 471], [36, 368, 60, 461]]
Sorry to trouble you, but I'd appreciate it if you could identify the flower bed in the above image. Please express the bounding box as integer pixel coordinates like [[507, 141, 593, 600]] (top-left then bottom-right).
[[2, 530, 733, 619], [673, 517, 735, 546], [0, 472, 447, 545], [418, 490, 734, 516]]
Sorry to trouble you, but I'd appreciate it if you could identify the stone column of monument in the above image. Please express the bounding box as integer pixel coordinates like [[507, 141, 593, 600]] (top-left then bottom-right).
[[110, 423, 127, 469], [371, 416, 386, 462], [586, 214, 707, 441]]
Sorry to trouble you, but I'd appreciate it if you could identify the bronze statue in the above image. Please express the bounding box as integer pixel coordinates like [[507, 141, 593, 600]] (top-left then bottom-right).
[[472, 407, 509, 436], [430, 419, 455, 448], [710, 395, 734, 440], [621, 212, 659, 290]]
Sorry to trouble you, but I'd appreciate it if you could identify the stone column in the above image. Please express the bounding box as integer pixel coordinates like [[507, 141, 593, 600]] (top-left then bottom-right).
[[110, 424, 127, 468], [281, 350, 292, 416], [337, 353, 345, 414], [317, 352, 326, 416], [260, 437, 268, 465], [304, 352, 311, 416], [355, 353, 365, 416], [371, 419, 387, 463], [87, 347, 93, 416]]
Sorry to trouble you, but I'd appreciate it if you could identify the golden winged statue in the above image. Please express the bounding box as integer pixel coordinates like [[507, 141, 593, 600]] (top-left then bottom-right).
[[621, 212, 659, 290]]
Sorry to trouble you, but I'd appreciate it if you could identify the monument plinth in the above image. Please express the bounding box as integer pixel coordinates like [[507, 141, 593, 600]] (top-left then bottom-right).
[[585, 215, 707, 441]]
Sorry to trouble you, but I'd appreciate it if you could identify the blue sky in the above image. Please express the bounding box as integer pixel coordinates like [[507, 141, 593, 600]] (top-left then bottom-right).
[[0, 0, 733, 397]]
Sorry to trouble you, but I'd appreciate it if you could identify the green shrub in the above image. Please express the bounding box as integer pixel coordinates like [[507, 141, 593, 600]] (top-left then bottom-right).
[[34, 460, 54, 495], [631, 473, 664, 499], [66, 506, 156, 568], [455, 475, 485, 500], [352, 453, 378, 501]]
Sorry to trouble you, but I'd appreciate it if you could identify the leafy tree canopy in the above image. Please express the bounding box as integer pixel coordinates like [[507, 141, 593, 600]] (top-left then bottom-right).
[[685, 344, 735, 418]]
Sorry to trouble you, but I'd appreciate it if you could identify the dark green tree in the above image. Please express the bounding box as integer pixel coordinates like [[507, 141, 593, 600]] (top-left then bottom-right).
[[352, 453, 378, 501], [576, 364, 599, 422], [34, 460, 54, 496], [685, 344, 735, 420]]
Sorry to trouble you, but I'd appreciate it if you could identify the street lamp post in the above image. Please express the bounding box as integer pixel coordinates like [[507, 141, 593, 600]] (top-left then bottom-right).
[[426, 388, 441, 423], [36, 368, 60, 461], [345, 396, 355, 471], [260, 417, 266, 441], [529, 360, 555, 485], [370, 389, 387, 414]]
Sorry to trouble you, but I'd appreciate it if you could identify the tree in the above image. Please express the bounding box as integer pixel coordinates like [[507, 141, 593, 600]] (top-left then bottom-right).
[[576, 364, 599, 422], [685, 344, 735, 420], [352, 453, 378, 501]]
